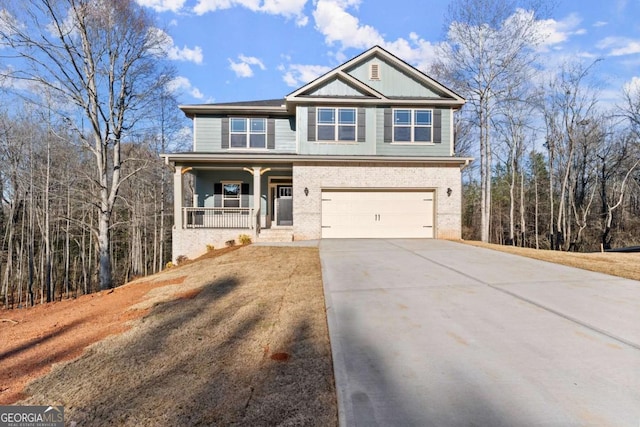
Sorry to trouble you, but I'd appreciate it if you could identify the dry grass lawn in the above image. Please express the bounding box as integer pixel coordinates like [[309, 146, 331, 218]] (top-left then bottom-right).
[[463, 240, 640, 282], [4, 245, 336, 426]]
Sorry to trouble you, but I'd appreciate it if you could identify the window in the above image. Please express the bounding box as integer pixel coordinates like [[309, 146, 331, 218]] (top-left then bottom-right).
[[393, 109, 432, 143], [317, 108, 356, 141], [230, 118, 266, 148], [222, 182, 241, 207]]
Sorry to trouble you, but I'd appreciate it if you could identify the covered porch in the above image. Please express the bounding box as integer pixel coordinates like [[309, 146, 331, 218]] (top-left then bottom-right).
[[172, 162, 294, 234]]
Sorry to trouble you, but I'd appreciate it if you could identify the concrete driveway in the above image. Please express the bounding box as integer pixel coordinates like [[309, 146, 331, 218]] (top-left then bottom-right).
[[319, 239, 640, 426]]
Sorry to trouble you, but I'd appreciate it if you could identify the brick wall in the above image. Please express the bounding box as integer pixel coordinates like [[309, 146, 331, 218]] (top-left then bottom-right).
[[292, 163, 462, 240]]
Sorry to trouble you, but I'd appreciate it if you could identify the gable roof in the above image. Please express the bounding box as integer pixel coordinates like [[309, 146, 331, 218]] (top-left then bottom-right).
[[285, 45, 465, 109]]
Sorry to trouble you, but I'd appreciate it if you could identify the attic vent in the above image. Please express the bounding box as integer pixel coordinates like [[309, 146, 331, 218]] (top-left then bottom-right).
[[370, 63, 380, 80]]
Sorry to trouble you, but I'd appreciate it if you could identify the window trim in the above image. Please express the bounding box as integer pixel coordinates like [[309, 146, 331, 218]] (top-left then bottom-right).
[[229, 117, 267, 149], [221, 181, 242, 208], [316, 107, 357, 142], [392, 108, 433, 144]]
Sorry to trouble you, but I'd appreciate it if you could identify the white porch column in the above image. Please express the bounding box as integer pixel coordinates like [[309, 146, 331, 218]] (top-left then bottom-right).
[[173, 165, 183, 229], [253, 166, 261, 216]]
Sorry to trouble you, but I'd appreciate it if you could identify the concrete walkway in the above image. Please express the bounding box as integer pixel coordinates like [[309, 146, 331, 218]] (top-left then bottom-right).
[[319, 239, 640, 426]]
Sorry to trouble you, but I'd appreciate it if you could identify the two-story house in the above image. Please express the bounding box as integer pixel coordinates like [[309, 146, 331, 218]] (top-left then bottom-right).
[[162, 46, 471, 261]]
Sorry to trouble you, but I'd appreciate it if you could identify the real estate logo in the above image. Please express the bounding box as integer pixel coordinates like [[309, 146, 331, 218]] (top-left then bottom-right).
[[0, 406, 64, 427]]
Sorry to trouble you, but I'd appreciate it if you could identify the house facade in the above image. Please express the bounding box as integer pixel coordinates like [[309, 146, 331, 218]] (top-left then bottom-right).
[[162, 46, 471, 261]]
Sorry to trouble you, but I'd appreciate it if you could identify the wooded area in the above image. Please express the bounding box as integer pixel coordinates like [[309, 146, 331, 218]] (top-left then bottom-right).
[[1, 0, 638, 309], [435, 0, 640, 251], [0, 0, 188, 307]]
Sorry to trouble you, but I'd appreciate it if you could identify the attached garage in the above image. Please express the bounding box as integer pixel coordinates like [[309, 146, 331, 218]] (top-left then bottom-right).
[[321, 189, 434, 238]]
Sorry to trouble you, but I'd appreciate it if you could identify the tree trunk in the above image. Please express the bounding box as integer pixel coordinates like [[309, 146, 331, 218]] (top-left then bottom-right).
[[98, 210, 112, 290]]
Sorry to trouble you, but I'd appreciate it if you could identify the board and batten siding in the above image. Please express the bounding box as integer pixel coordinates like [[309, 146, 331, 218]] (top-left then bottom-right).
[[193, 115, 296, 153], [346, 56, 439, 98], [375, 107, 452, 157], [308, 79, 367, 97]]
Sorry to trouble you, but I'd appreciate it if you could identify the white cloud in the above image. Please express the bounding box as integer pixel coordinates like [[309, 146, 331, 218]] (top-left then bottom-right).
[[229, 55, 266, 78], [151, 28, 204, 64], [312, 0, 383, 50], [135, 0, 186, 12], [193, 0, 308, 26], [310, 0, 439, 73], [596, 36, 640, 56], [168, 76, 204, 99], [593, 21, 608, 27], [535, 13, 585, 49], [280, 63, 331, 87]]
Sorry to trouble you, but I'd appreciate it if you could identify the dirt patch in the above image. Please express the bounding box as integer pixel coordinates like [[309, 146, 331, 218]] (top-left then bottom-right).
[[3, 245, 336, 426], [0, 274, 185, 404], [462, 240, 640, 282]]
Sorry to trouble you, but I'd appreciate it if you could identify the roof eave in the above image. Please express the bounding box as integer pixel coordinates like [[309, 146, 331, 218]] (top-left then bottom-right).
[[179, 104, 290, 118]]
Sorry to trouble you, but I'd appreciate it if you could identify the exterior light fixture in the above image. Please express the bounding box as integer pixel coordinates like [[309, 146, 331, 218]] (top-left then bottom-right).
[[304, 187, 309, 196], [447, 188, 452, 197]]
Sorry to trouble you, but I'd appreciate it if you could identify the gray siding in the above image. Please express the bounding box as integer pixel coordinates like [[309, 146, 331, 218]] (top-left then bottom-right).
[[347, 56, 439, 98], [275, 117, 296, 152], [193, 115, 295, 153], [194, 115, 222, 151], [375, 107, 452, 157]]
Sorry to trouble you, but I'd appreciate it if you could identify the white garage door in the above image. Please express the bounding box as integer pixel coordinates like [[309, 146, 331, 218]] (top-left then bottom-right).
[[321, 190, 434, 238]]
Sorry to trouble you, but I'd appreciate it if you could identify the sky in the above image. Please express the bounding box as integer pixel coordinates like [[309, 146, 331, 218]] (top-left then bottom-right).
[[136, 0, 640, 108]]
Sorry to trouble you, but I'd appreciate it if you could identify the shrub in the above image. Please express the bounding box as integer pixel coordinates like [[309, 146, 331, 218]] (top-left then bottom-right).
[[238, 234, 252, 245], [176, 255, 189, 265], [165, 261, 174, 269], [225, 240, 236, 247], [206, 244, 215, 252]]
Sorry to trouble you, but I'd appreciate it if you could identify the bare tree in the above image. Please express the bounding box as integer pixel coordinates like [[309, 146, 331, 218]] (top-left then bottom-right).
[[539, 61, 600, 250], [434, 0, 546, 242], [0, 0, 174, 289]]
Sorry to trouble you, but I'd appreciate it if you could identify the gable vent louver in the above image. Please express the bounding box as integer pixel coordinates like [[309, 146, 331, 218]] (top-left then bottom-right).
[[370, 63, 380, 80]]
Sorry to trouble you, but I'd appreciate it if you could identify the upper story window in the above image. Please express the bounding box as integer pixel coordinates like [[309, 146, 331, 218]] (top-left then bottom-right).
[[393, 109, 432, 143], [230, 118, 266, 148], [317, 108, 357, 141]]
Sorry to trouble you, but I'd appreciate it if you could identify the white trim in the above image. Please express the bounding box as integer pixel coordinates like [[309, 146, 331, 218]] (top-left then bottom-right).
[[221, 181, 242, 208], [392, 108, 433, 143], [229, 117, 267, 149], [268, 176, 293, 228], [316, 107, 358, 142], [193, 116, 197, 151], [450, 109, 455, 156], [286, 46, 465, 104]]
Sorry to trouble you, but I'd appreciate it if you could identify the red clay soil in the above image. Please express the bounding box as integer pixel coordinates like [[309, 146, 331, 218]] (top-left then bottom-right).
[[0, 275, 187, 405]]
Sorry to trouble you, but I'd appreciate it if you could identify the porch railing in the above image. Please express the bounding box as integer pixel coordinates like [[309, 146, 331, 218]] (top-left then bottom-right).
[[183, 207, 255, 229]]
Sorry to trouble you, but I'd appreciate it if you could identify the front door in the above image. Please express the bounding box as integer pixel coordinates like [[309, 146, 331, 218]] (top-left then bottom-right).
[[275, 185, 293, 226]]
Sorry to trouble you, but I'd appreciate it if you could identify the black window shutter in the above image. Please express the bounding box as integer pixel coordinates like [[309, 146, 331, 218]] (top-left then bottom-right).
[[357, 108, 365, 142], [433, 109, 442, 144], [267, 118, 275, 149], [308, 107, 316, 142], [221, 117, 229, 149], [241, 183, 250, 208], [213, 183, 222, 208], [383, 108, 392, 143]]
